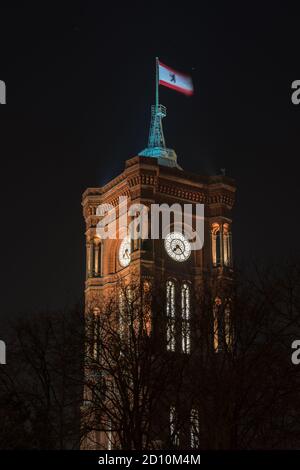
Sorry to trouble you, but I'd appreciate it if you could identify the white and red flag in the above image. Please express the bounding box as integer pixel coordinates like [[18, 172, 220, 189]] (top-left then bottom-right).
[[158, 61, 194, 96]]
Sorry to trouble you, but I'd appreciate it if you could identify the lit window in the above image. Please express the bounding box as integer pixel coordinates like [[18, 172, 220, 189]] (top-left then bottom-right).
[[93, 307, 100, 360], [119, 288, 131, 342], [119, 291, 126, 341], [166, 280, 176, 351], [211, 222, 233, 267], [190, 408, 200, 448], [213, 297, 222, 352], [143, 281, 152, 336], [107, 418, 112, 450], [211, 223, 221, 267], [223, 223, 232, 267], [213, 298, 233, 352], [181, 283, 191, 354], [224, 303, 232, 350], [170, 406, 179, 446]]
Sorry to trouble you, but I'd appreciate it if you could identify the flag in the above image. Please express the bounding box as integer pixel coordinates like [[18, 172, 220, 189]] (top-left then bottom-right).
[[158, 61, 194, 96]]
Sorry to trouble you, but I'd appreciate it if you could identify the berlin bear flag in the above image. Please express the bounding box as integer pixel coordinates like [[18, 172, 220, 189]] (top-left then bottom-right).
[[158, 60, 194, 96]]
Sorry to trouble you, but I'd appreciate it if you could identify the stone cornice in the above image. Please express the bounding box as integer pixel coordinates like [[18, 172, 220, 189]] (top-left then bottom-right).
[[82, 155, 236, 222]]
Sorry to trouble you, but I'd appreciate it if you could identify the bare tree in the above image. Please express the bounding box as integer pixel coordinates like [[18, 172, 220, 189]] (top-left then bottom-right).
[[182, 263, 300, 449], [81, 280, 185, 450], [0, 307, 84, 449], [1, 262, 300, 450]]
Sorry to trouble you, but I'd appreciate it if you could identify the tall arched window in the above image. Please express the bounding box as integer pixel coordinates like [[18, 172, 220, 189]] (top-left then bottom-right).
[[224, 303, 232, 350], [213, 298, 233, 352], [181, 283, 191, 354], [223, 223, 232, 267], [166, 280, 176, 351], [213, 297, 222, 352], [190, 408, 200, 448], [119, 289, 130, 342], [93, 238, 102, 276], [107, 419, 112, 450], [93, 307, 100, 360], [143, 280, 152, 336], [211, 223, 222, 267], [211, 222, 233, 267], [170, 405, 179, 446], [86, 240, 93, 278]]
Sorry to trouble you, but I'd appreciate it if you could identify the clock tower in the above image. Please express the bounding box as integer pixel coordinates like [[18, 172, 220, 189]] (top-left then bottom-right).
[[82, 100, 236, 449]]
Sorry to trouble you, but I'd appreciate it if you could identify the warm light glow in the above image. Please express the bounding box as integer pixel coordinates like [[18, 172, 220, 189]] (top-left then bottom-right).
[[165, 232, 191, 262], [119, 236, 131, 267], [166, 280, 176, 351], [181, 283, 191, 354]]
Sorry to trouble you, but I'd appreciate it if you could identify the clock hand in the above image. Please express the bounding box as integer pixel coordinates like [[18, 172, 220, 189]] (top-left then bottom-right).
[[173, 244, 183, 254]]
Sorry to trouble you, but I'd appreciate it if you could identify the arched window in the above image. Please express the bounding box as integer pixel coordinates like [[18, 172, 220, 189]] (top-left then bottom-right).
[[181, 283, 191, 354], [93, 307, 100, 360], [213, 297, 222, 352], [118, 289, 128, 342], [143, 280, 152, 336], [93, 238, 102, 277], [86, 240, 93, 278], [223, 223, 232, 267], [166, 280, 176, 351], [213, 298, 233, 352], [190, 408, 200, 448], [170, 405, 179, 446], [211, 223, 222, 267], [107, 418, 112, 450], [224, 303, 232, 350], [211, 222, 233, 267]]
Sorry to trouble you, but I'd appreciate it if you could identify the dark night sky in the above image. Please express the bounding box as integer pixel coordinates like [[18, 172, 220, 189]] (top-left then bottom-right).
[[0, 3, 299, 320]]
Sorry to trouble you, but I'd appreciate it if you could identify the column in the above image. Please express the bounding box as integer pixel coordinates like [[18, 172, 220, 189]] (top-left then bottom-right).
[[100, 241, 103, 276], [94, 242, 100, 276], [229, 231, 233, 266], [211, 231, 217, 266], [219, 224, 224, 266], [223, 231, 228, 266], [86, 242, 93, 278]]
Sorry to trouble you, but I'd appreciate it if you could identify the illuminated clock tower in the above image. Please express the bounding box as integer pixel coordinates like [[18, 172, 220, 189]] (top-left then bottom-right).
[[82, 98, 236, 449]]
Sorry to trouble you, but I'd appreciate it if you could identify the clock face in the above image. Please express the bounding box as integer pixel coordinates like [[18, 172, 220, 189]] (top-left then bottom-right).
[[119, 236, 131, 267], [164, 232, 191, 262]]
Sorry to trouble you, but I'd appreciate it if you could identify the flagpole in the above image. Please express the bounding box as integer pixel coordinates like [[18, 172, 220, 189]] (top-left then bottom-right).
[[155, 57, 159, 111]]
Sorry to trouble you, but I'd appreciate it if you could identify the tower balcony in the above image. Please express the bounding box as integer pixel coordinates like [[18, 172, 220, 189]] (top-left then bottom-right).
[[151, 104, 166, 118]]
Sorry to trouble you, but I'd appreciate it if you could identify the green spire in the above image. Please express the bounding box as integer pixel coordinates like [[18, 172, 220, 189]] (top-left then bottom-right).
[[139, 58, 181, 169]]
